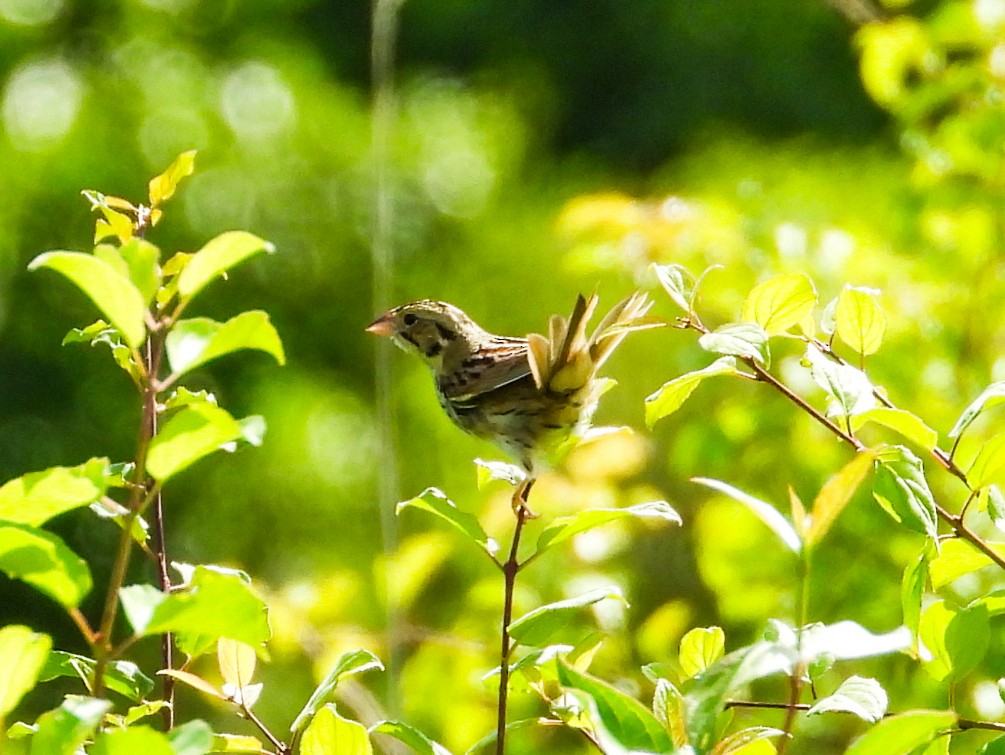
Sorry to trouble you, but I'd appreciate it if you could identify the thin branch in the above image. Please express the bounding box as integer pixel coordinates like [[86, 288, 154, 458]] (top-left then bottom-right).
[[240, 702, 291, 755], [497, 491, 531, 755]]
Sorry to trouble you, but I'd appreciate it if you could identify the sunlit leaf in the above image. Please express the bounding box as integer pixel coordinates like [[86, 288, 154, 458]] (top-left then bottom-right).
[[693, 477, 801, 553], [148, 150, 197, 207], [806, 450, 876, 547], [146, 403, 245, 482], [30, 696, 112, 755], [645, 356, 738, 427], [536, 500, 681, 555], [919, 600, 989, 681], [210, 733, 265, 753], [28, 251, 147, 349], [177, 231, 275, 302], [872, 446, 938, 538], [291, 650, 384, 735], [699, 322, 770, 364], [41, 651, 154, 702], [902, 547, 928, 650], [949, 380, 1005, 439], [741, 272, 817, 335], [218, 638, 257, 691], [968, 433, 1005, 489], [851, 408, 939, 450], [0, 626, 51, 718], [805, 344, 876, 417], [0, 523, 91, 608], [474, 458, 525, 488], [165, 311, 285, 377], [835, 285, 885, 355], [369, 721, 451, 755], [845, 710, 956, 755], [90, 725, 175, 755], [929, 538, 1005, 589], [653, 678, 688, 748], [808, 676, 888, 722], [558, 661, 674, 753], [158, 669, 225, 700], [0, 460, 109, 526], [116, 239, 161, 305], [679, 626, 725, 679], [652, 262, 694, 313], [396, 488, 499, 558], [301, 704, 372, 755], [509, 586, 626, 647], [168, 719, 215, 755], [711, 727, 786, 755]]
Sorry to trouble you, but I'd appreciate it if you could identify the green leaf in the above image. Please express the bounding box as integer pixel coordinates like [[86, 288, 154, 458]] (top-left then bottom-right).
[[949, 380, 1005, 439], [693, 477, 801, 553], [835, 285, 886, 355], [919, 601, 989, 681], [699, 323, 770, 364], [117, 239, 162, 305], [806, 450, 876, 547], [741, 272, 817, 335], [679, 626, 726, 679], [653, 678, 688, 748], [850, 408, 939, 451], [0, 460, 109, 526], [509, 586, 626, 647], [0, 626, 51, 718], [165, 311, 285, 377], [805, 344, 876, 417], [0, 523, 91, 608], [473, 458, 525, 488], [845, 710, 956, 755], [902, 547, 929, 648], [168, 719, 215, 755], [146, 403, 245, 482], [210, 733, 266, 753], [40, 651, 154, 702], [808, 676, 888, 722], [872, 446, 938, 538], [177, 231, 275, 302], [644, 356, 738, 428], [119, 583, 166, 636], [652, 262, 694, 313], [28, 251, 147, 349], [29, 696, 111, 755], [711, 727, 787, 754], [369, 721, 451, 755], [929, 538, 1005, 589], [536, 500, 681, 555], [301, 704, 372, 755], [557, 661, 674, 753], [290, 650, 384, 735], [968, 433, 1005, 489], [396, 488, 499, 558], [148, 149, 197, 207], [143, 566, 270, 649], [90, 725, 175, 755]]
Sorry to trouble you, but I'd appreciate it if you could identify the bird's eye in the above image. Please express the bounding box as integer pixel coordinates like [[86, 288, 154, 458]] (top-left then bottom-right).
[[402, 313, 418, 326]]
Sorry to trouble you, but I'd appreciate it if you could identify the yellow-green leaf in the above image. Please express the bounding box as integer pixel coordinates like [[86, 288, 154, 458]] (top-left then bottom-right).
[[835, 285, 885, 356], [679, 626, 725, 679], [28, 251, 147, 349], [218, 638, 257, 690], [929, 538, 1005, 589], [851, 408, 939, 450], [645, 356, 737, 427], [146, 404, 244, 482], [741, 272, 817, 335], [968, 433, 1005, 489], [165, 311, 286, 377], [806, 450, 876, 547], [177, 231, 275, 301], [301, 704, 372, 755], [148, 150, 197, 208], [0, 626, 51, 718]]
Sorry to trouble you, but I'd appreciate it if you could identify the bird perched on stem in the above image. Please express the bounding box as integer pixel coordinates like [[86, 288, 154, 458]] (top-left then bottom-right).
[[367, 292, 661, 515]]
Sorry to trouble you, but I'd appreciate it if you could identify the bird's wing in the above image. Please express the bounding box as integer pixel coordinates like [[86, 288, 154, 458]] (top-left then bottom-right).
[[440, 339, 532, 404]]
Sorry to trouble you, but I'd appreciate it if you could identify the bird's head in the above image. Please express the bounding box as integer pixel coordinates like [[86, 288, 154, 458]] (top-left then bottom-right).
[[366, 300, 483, 366]]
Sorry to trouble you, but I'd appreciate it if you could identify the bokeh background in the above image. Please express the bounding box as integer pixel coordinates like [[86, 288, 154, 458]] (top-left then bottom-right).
[[2, 0, 1005, 752]]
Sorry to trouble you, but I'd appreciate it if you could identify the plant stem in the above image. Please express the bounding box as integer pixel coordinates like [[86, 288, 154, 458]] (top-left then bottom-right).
[[241, 703, 290, 754], [496, 500, 530, 755]]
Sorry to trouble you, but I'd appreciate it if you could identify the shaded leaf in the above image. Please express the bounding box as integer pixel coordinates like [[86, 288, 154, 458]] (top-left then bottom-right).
[[0, 626, 51, 718], [536, 500, 681, 555], [741, 272, 817, 335], [369, 721, 452, 755], [919, 601, 989, 681], [28, 251, 147, 349], [168, 719, 215, 755], [30, 696, 111, 755], [0, 523, 91, 608], [808, 676, 888, 722], [40, 651, 154, 702], [396, 488, 499, 558], [872, 446, 938, 538], [177, 231, 274, 302], [693, 477, 801, 553], [90, 725, 175, 755], [902, 547, 929, 649], [645, 356, 738, 427], [509, 587, 626, 648]]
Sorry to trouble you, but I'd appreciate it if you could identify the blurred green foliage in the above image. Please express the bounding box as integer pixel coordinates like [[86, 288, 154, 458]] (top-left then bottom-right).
[[2, 0, 1005, 752]]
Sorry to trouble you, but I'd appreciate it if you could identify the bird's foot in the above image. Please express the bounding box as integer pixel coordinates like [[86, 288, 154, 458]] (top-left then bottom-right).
[[512, 478, 539, 519]]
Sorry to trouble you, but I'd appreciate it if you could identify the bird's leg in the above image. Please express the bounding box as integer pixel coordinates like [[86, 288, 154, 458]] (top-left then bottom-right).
[[511, 477, 538, 519]]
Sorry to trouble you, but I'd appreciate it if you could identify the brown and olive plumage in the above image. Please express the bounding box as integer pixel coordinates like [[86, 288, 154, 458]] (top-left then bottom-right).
[[366, 293, 659, 510]]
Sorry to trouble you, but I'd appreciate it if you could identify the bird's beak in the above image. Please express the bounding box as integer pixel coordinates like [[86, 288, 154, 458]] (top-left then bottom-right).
[[365, 313, 395, 335]]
